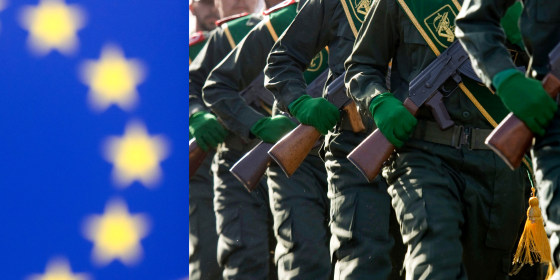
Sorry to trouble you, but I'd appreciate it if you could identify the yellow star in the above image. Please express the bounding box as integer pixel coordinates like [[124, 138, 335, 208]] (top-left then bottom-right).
[[83, 198, 150, 266], [19, 0, 85, 56], [80, 45, 146, 112], [103, 120, 169, 188], [27, 257, 89, 280]]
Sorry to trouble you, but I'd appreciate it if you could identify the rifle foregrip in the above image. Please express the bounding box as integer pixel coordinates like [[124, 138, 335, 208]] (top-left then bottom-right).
[[268, 124, 321, 177], [230, 142, 273, 192], [343, 101, 366, 133], [485, 73, 560, 170], [485, 113, 532, 170], [347, 129, 394, 182], [189, 139, 208, 179]]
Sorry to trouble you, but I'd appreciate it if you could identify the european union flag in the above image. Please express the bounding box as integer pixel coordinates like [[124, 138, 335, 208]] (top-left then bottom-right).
[[0, 0, 188, 278]]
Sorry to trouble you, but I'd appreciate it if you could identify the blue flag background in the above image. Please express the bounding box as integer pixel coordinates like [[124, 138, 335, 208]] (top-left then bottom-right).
[[0, 0, 188, 279]]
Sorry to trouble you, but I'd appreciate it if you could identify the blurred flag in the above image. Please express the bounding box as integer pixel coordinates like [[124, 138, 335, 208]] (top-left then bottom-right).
[[0, 0, 188, 279]]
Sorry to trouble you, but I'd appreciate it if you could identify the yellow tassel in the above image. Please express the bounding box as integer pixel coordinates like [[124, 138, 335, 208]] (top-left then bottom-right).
[[511, 187, 553, 276]]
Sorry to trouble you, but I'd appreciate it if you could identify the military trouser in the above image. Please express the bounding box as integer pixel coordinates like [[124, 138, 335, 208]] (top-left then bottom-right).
[[190, 153, 222, 280], [325, 128, 406, 280], [385, 136, 527, 280], [212, 134, 276, 280], [533, 111, 560, 280], [267, 153, 331, 280]]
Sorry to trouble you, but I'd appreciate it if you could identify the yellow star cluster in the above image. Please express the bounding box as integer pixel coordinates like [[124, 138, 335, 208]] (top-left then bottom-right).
[[17, 0, 176, 276]]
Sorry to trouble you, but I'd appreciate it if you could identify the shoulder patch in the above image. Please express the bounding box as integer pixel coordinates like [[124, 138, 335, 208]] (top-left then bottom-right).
[[215, 12, 250, 26], [189, 31, 206, 46], [263, 0, 297, 15]]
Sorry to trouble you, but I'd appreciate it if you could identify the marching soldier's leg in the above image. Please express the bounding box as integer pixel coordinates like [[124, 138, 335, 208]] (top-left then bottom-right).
[[534, 111, 560, 279], [326, 129, 405, 280], [267, 153, 331, 279], [460, 149, 526, 280], [189, 154, 222, 280], [213, 137, 275, 280], [386, 140, 526, 280]]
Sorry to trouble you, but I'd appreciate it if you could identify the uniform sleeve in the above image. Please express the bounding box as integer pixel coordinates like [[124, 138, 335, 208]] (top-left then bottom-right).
[[203, 21, 275, 141], [344, 0, 399, 114], [188, 29, 232, 117], [455, 0, 517, 87], [264, 0, 332, 113]]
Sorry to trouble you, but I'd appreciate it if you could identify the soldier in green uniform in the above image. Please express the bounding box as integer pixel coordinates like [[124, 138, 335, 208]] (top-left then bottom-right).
[[264, 0, 406, 279], [190, 0, 292, 278], [202, 1, 332, 278], [188, 1, 221, 280], [188, 1, 260, 279], [189, 0, 218, 64], [344, 0, 535, 279], [455, 0, 560, 277]]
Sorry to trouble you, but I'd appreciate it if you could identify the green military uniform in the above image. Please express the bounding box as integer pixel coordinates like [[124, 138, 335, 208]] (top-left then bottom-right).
[[264, 0, 406, 279], [188, 30, 221, 280], [456, 0, 560, 278], [344, 0, 533, 279], [189, 31, 209, 65], [190, 12, 276, 280], [202, 1, 332, 278]]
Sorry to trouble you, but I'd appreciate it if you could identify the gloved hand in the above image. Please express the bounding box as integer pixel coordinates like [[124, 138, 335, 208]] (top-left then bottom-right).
[[288, 95, 340, 135], [500, 1, 524, 47], [250, 115, 297, 143], [370, 92, 417, 147], [189, 111, 228, 151], [494, 69, 558, 136]]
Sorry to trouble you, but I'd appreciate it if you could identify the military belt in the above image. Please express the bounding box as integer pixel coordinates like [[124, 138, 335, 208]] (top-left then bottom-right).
[[411, 120, 493, 150]]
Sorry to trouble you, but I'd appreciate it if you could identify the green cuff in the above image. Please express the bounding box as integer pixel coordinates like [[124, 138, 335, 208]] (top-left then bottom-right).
[[288, 95, 311, 116], [369, 92, 392, 116], [492, 68, 522, 90]]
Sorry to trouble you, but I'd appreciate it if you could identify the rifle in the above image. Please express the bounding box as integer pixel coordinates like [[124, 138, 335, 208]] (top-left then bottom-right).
[[485, 42, 560, 169], [188, 72, 271, 180], [189, 138, 208, 179], [268, 72, 366, 178], [347, 41, 483, 181], [230, 71, 329, 191]]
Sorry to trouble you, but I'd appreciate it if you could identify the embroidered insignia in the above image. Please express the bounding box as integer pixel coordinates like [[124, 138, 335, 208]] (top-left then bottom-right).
[[423, 4, 457, 48], [307, 52, 324, 72], [347, 0, 372, 23]]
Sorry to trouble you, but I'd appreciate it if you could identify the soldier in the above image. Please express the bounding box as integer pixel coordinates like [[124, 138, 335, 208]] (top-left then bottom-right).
[[189, 0, 289, 278], [455, 0, 560, 278], [344, 0, 533, 279], [189, 0, 219, 64], [189, 1, 260, 279], [188, 1, 221, 279], [264, 0, 406, 279], [202, 0, 332, 278]]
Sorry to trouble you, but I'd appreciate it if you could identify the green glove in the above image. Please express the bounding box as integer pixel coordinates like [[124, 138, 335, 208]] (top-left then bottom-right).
[[369, 92, 417, 148], [250, 115, 297, 143], [288, 95, 340, 135], [500, 1, 524, 48], [189, 111, 228, 151], [494, 69, 558, 136]]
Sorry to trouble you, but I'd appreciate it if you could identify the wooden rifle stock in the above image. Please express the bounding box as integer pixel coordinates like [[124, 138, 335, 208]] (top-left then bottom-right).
[[268, 124, 321, 177], [347, 99, 419, 182], [230, 142, 273, 192], [268, 101, 364, 177], [485, 74, 560, 169], [344, 101, 366, 132], [189, 138, 208, 179]]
